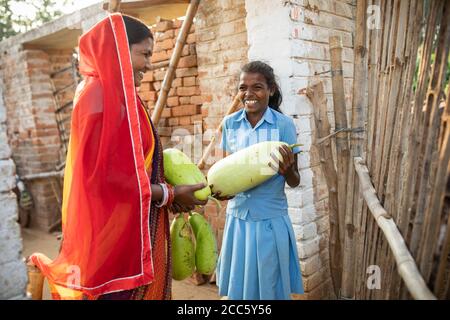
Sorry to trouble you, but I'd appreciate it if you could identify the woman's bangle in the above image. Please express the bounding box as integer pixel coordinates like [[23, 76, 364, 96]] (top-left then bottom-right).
[[166, 184, 175, 207], [155, 183, 168, 207]]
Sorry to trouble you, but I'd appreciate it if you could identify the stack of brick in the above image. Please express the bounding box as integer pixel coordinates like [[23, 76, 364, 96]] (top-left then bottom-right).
[[0, 48, 62, 230], [0, 76, 28, 299], [138, 18, 211, 153]]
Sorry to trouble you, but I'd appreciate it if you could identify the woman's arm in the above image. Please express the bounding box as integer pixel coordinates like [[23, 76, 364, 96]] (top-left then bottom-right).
[[151, 184, 164, 202], [151, 182, 208, 212]]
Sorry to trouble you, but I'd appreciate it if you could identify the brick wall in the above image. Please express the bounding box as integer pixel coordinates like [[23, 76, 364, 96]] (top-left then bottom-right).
[[244, 0, 356, 299], [138, 18, 210, 165], [0, 47, 62, 230], [194, 0, 249, 248], [0, 74, 27, 299]]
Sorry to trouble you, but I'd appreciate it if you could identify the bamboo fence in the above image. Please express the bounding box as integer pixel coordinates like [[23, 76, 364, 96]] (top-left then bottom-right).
[[308, 0, 449, 299]]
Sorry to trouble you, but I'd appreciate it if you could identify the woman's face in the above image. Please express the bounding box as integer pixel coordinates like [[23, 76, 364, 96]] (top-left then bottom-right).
[[130, 37, 153, 87], [238, 72, 274, 115]]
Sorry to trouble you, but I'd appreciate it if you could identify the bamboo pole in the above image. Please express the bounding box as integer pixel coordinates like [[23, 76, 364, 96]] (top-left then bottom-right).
[[328, 35, 347, 271], [361, 0, 385, 299], [388, 0, 424, 299], [197, 93, 242, 169], [151, 0, 200, 125], [108, 0, 121, 12], [354, 157, 436, 300], [306, 80, 341, 298], [400, 0, 443, 246], [434, 86, 450, 298], [340, 0, 367, 299], [410, 0, 450, 258], [372, 0, 408, 300], [419, 4, 450, 277], [377, 0, 413, 299]]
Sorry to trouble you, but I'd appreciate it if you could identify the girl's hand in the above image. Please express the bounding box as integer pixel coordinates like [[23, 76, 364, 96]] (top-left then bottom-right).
[[269, 145, 295, 176], [210, 185, 234, 201]]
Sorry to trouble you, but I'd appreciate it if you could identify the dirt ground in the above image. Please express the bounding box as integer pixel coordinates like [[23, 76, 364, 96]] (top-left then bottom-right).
[[21, 228, 220, 300]]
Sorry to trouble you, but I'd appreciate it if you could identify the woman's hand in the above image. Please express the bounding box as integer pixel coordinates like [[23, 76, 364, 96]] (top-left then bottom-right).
[[169, 202, 194, 214], [210, 185, 234, 201], [173, 183, 208, 210], [269, 145, 296, 176]]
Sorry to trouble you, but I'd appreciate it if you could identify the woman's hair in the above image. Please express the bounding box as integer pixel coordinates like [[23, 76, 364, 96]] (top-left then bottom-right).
[[122, 14, 153, 46], [241, 61, 283, 113]]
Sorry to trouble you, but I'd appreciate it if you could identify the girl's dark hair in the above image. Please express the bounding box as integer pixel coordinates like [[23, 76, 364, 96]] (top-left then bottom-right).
[[122, 14, 153, 46], [241, 61, 283, 113]]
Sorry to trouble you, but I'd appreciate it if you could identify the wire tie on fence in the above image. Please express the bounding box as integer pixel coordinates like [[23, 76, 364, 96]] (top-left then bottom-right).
[[316, 127, 364, 144]]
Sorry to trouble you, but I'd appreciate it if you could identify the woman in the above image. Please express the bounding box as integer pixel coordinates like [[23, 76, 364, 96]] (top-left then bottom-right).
[[29, 13, 206, 300], [214, 61, 304, 300]]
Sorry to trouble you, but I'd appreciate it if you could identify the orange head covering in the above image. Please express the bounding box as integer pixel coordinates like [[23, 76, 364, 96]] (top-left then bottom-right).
[[31, 13, 154, 297]]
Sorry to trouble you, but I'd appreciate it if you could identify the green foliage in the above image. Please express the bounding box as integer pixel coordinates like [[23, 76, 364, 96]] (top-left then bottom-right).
[[0, 0, 73, 41]]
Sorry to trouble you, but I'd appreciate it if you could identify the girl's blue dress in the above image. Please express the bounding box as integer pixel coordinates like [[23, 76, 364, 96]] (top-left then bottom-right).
[[216, 107, 304, 300]]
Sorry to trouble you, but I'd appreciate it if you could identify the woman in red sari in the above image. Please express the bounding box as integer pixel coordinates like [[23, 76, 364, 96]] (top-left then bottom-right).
[[29, 13, 206, 300]]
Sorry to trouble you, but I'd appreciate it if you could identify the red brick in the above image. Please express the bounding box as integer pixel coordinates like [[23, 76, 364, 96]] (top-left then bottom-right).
[[183, 76, 196, 87], [159, 38, 174, 50], [179, 116, 191, 126], [172, 77, 182, 87], [142, 71, 154, 82], [186, 33, 196, 44], [153, 81, 162, 91], [179, 96, 191, 104], [191, 115, 203, 123], [181, 45, 190, 57], [154, 70, 166, 81], [151, 50, 169, 63], [167, 96, 179, 107], [178, 55, 197, 68], [176, 67, 198, 77], [140, 91, 157, 101], [173, 125, 195, 134], [168, 117, 179, 126], [172, 105, 201, 117], [139, 82, 151, 92], [155, 20, 173, 32], [161, 108, 171, 118], [177, 86, 197, 96], [173, 19, 184, 29], [157, 126, 171, 136], [169, 88, 176, 97], [159, 29, 174, 40]]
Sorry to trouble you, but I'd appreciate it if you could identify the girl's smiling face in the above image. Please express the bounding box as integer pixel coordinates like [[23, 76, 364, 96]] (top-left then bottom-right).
[[238, 72, 274, 115]]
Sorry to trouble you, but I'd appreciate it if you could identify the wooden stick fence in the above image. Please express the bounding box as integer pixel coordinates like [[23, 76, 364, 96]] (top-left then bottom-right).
[[310, 0, 450, 299]]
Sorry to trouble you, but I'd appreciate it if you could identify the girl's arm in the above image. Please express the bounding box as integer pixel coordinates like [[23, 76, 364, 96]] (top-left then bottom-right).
[[271, 145, 301, 188], [284, 154, 300, 188]]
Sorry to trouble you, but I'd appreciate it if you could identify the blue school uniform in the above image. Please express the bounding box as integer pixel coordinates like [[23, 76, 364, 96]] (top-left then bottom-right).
[[216, 106, 304, 300]]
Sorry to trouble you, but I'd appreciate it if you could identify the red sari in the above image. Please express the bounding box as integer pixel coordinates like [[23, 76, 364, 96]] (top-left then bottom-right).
[[30, 13, 171, 300]]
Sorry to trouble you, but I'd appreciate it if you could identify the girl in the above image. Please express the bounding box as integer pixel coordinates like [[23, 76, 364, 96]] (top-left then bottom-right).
[[214, 61, 304, 300]]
